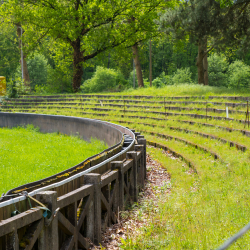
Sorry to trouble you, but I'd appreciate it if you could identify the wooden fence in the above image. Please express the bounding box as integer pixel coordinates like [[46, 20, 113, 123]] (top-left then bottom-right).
[[0, 137, 146, 250]]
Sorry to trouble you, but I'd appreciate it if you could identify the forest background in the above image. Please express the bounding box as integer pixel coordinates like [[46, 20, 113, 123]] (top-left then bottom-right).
[[0, 0, 250, 95]]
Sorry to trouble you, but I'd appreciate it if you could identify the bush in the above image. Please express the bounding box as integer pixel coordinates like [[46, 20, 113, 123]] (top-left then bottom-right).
[[152, 77, 164, 88], [228, 60, 250, 89], [171, 67, 193, 85], [208, 53, 228, 87], [81, 66, 128, 93], [27, 53, 50, 89]]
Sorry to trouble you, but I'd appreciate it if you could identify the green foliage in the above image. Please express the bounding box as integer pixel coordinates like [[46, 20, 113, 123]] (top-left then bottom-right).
[[228, 60, 250, 89], [7, 78, 30, 97], [0, 125, 108, 193], [0, 24, 19, 81], [27, 53, 50, 89], [171, 67, 193, 85], [81, 66, 128, 93], [6, 80, 18, 98], [208, 53, 229, 87]]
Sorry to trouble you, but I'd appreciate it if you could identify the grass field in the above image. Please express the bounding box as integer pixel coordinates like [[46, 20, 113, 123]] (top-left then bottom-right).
[[0, 125, 108, 194], [1, 84, 250, 249]]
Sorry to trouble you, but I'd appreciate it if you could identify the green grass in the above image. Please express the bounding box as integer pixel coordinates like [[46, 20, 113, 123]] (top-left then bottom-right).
[[0, 125, 108, 194], [120, 146, 250, 249], [3, 86, 250, 248]]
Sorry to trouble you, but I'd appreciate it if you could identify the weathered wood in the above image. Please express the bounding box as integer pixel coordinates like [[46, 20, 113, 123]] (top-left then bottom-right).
[[57, 184, 93, 213], [126, 151, 138, 202], [37, 191, 58, 250], [135, 145, 145, 189], [0, 209, 43, 237], [111, 162, 124, 211], [20, 219, 44, 250], [84, 174, 101, 245]]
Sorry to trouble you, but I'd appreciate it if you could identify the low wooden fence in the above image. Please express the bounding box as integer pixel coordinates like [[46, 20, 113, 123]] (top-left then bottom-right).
[[0, 139, 146, 250]]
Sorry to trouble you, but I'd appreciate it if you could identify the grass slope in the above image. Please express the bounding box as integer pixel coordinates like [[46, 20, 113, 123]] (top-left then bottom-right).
[[0, 125, 107, 194]]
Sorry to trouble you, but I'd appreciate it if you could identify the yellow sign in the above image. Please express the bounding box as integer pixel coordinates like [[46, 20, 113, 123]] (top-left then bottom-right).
[[0, 76, 6, 96]]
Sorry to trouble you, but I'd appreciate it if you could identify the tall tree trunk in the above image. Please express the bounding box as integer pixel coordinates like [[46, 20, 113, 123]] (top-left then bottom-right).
[[149, 39, 152, 87], [72, 38, 84, 92], [196, 37, 206, 85], [16, 24, 30, 87], [132, 44, 144, 88], [203, 37, 209, 85]]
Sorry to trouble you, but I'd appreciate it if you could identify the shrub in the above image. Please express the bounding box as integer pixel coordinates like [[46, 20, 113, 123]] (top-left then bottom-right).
[[208, 53, 228, 87], [81, 66, 128, 93], [152, 77, 164, 88], [228, 60, 250, 89], [171, 67, 193, 85]]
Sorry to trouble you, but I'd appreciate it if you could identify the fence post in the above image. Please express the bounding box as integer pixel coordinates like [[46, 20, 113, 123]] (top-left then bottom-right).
[[84, 173, 102, 245], [138, 137, 147, 180], [5, 229, 19, 250], [111, 161, 124, 211], [36, 191, 58, 250], [126, 151, 138, 202], [134, 144, 145, 189]]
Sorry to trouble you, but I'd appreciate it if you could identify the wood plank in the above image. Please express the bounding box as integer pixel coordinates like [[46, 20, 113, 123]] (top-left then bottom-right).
[[0, 209, 43, 237], [22, 219, 44, 250], [58, 212, 74, 236], [60, 235, 74, 250], [77, 193, 92, 231], [57, 185, 93, 209], [78, 232, 89, 250]]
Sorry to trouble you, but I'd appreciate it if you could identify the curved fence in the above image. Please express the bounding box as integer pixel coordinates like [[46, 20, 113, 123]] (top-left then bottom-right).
[[0, 112, 146, 250]]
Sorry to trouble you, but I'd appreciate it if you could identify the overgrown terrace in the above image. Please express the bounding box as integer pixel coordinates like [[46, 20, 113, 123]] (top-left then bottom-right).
[[1, 94, 250, 248]]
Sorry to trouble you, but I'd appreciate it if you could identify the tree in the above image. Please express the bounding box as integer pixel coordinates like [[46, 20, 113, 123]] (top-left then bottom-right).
[[2, 0, 167, 92], [159, 0, 226, 85]]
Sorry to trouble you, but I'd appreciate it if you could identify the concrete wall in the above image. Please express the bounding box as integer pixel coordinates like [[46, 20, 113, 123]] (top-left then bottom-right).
[[0, 112, 123, 147]]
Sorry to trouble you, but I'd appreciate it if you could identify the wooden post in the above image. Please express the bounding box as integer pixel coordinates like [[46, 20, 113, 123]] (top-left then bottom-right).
[[37, 191, 58, 250], [84, 174, 101, 245], [126, 152, 138, 202], [134, 145, 145, 189], [111, 161, 124, 211], [138, 138, 147, 180], [5, 229, 19, 250]]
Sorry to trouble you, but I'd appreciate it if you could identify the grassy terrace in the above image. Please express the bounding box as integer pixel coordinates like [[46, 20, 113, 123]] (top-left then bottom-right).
[[1, 85, 250, 249], [0, 125, 108, 194]]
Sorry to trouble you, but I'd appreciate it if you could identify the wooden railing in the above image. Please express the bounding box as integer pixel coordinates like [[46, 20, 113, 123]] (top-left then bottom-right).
[[0, 137, 146, 250]]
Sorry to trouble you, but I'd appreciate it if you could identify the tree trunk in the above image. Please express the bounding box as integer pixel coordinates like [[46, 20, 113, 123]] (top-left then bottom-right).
[[132, 44, 144, 88], [16, 24, 30, 87], [149, 39, 152, 87], [196, 37, 206, 85], [72, 38, 84, 92], [203, 38, 209, 85]]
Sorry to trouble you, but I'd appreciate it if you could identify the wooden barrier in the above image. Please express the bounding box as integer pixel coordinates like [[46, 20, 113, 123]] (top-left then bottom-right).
[[0, 135, 146, 250]]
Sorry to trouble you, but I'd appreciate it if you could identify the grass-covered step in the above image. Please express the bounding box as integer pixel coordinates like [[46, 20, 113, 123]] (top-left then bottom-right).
[[147, 140, 198, 174], [2, 103, 244, 121], [106, 119, 248, 152], [121, 145, 250, 249], [3, 99, 249, 117], [18, 93, 250, 101]]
